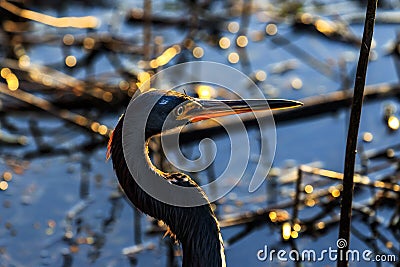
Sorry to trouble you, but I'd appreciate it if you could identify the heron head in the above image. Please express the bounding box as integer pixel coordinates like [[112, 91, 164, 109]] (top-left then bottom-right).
[[144, 89, 302, 139], [144, 90, 195, 138]]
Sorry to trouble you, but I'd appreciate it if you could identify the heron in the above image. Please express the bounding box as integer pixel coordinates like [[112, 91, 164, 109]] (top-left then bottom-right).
[[108, 89, 302, 267]]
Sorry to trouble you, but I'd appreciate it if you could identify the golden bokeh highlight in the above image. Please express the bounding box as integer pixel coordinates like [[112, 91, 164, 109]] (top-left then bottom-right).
[[331, 189, 341, 198], [316, 221, 325, 229], [304, 184, 313, 194], [227, 22, 239, 33], [219, 37, 231, 49], [291, 77, 303, 90], [2, 20, 21, 32], [0, 181, 8, 191], [1, 68, 11, 78], [63, 34, 74, 45], [173, 44, 181, 54], [228, 52, 239, 64], [269, 211, 277, 222], [7, 74, 19, 91], [0, 1, 98, 29], [83, 37, 95, 50], [65, 55, 77, 67], [151, 46, 179, 68], [305, 198, 316, 207], [3, 172, 12, 181], [388, 116, 399, 130], [138, 72, 150, 84], [86, 236, 95, 245], [91, 122, 100, 132], [119, 80, 130, 91], [362, 132, 373, 142], [98, 125, 108, 135], [255, 70, 267, 82], [293, 223, 301, 232], [42, 75, 53, 87], [136, 72, 151, 89], [149, 60, 158, 69], [74, 115, 88, 126], [290, 231, 299, 239], [64, 230, 73, 239], [236, 35, 248, 48], [282, 222, 291, 240], [102, 92, 113, 102], [265, 24, 278, 36], [386, 149, 395, 158], [70, 245, 79, 253], [193, 47, 204, 58], [196, 85, 215, 100], [300, 13, 313, 24], [48, 220, 56, 228], [19, 55, 30, 68], [315, 19, 334, 35], [6, 74, 19, 91], [1, 68, 19, 90], [393, 184, 400, 192]]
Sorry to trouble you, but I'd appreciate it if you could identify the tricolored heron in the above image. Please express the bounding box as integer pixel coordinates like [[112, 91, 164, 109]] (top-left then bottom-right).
[[108, 89, 301, 267]]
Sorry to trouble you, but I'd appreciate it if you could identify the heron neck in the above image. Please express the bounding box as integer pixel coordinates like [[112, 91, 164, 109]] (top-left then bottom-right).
[[181, 229, 226, 267], [110, 115, 225, 266]]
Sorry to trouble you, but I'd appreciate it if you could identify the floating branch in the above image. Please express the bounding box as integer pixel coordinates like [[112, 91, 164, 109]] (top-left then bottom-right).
[[300, 165, 400, 193], [1, 58, 119, 102], [0, 84, 112, 138], [122, 242, 155, 257], [0, 0, 99, 29], [0, 129, 27, 146], [294, 13, 362, 46]]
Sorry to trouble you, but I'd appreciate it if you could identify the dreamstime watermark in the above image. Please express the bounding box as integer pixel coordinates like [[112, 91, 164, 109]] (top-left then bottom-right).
[[122, 61, 277, 207], [257, 239, 398, 263]]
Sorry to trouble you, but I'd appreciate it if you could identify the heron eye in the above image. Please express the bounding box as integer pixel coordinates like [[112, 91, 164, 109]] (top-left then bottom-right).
[[176, 106, 184, 116]]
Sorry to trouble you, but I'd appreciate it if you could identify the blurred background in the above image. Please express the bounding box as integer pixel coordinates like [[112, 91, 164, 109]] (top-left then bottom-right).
[[0, 0, 399, 266]]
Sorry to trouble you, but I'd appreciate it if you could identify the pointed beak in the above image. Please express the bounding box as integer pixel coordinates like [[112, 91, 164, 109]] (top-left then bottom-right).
[[186, 98, 303, 123]]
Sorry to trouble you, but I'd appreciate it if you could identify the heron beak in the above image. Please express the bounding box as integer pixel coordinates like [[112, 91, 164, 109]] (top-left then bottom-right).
[[187, 99, 303, 123]]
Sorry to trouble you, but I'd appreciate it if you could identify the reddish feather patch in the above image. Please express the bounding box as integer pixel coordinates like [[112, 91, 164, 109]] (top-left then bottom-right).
[[106, 129, 114, 160]]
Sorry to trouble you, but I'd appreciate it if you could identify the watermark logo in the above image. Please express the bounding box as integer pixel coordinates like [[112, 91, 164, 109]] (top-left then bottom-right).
[[257, 239, 397, 263], [122, 61, 277, 207], [336, 238, 347, 249]]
